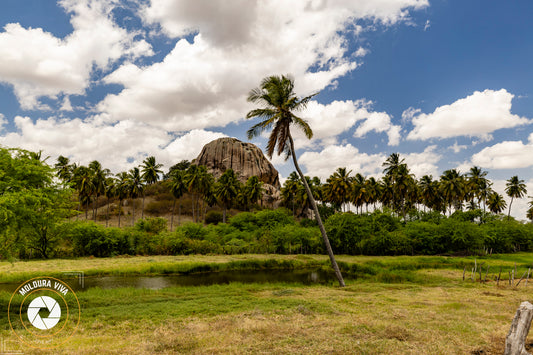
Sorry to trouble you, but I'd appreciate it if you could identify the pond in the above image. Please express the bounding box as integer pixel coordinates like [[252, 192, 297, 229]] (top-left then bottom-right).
[[0, 269, 336, 293]]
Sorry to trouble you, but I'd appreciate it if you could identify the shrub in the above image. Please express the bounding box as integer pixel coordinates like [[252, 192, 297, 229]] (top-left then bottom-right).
[[325, 213, 372, 255], [144, 200, 174, 215], [205, 211, 223, 225], [135, 217, 167, 234]]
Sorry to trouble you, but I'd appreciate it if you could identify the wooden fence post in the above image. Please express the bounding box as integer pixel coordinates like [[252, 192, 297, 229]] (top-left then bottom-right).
[[504, 301, 533, 355]]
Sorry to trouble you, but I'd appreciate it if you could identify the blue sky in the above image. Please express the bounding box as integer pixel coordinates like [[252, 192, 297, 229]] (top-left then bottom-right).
[[0, 0, 532, 218]]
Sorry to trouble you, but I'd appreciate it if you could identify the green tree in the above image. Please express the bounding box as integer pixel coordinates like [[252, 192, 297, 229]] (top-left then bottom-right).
[[128, 167, 144, 226], [104, 177, 116, 228], [89, 160, 110, 222], [141, 156, 163, 219], [170, 170, 187, 231], [325, 167, 352, 212], [487, 192, 507, 214], [215, 169, 241, 223], [0, 148, 73, 258], [116, 172, 130, 228], [505, 175, 527, 219], [184, 165, 213, 223], [243, 176, 264, 209], [246, 74, 345, 287]]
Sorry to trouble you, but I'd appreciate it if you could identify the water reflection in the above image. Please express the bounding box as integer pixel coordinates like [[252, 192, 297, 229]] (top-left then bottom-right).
[[0, 269, 334, 293]]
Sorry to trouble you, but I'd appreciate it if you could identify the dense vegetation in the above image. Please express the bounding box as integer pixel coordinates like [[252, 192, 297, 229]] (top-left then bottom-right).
[[2, 145, 533, 260]]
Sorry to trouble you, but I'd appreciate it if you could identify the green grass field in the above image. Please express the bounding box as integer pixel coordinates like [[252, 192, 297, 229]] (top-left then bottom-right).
[[0, 254, 532, 354]]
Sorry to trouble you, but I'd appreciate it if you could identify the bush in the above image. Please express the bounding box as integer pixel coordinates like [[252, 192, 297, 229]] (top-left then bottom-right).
[[325, 213, 372, 255], [135, 217, 167, 234], [205, 211, 223, 225], [144, 200, 174, 215]]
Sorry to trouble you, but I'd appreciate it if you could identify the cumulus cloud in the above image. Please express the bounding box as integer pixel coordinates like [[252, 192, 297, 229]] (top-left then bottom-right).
[[298, 143, 440, 180], [287, 99, 401, 149], [352, 103, 401, 146], [470, 136, 533, 169], [0, 0, 153, 109], [406, 89, 531, 141], [0, 115, 225, 173], [98, 0, 428, 131], [491, 179, 533, 221]]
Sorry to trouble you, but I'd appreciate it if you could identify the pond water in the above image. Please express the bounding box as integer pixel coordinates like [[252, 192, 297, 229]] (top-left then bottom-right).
[[0, 269, 335, 293]]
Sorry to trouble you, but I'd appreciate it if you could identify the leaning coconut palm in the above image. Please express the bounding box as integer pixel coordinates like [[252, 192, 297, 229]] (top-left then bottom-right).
[[246, 74, 345, 287]]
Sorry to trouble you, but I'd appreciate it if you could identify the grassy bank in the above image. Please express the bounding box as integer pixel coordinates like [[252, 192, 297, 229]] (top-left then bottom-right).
[[0, 254, 532, 354]]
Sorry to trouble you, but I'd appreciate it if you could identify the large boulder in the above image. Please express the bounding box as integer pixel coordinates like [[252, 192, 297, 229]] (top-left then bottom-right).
[[193, 137, 281, 190]]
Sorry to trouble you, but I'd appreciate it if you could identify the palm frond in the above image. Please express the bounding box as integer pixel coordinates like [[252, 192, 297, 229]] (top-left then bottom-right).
[[292, 115, 313, 139]]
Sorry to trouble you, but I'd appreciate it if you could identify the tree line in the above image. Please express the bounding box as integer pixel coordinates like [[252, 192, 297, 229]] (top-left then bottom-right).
[[281, 153, 530, 222]]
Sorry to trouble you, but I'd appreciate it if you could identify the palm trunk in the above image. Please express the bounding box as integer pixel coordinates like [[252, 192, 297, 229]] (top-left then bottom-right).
[[118, 199, 122, 228], [171, 199, 176, 232], [508, 197, 514, 219], [178, 202, 181, 226], [288, 133, 345, 287], [106, 197, 110, 228], [141, 193, 145, 220], [132, 198, 135, 226]]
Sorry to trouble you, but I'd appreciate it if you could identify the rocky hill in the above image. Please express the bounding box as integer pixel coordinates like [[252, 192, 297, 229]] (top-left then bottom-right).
[[193, 137, 281, 189]]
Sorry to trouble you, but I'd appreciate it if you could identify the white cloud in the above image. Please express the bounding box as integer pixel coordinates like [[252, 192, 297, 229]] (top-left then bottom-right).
[[298, 143, 440, 180], [403, 145, 441, 178], [471, 138, 533, 169], [407, 89, 531, 141], [352, 105, 401, 146], [0, 0, 153, 110], [449, 141, 468, 153], [354, 47, 369, 57], [98, 0, 428, 131], [0, 115, 225, 173], [0, 113, 6, 132]]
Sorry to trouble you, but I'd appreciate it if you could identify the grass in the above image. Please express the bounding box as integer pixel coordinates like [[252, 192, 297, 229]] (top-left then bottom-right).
[[0, 254, 532, 354]]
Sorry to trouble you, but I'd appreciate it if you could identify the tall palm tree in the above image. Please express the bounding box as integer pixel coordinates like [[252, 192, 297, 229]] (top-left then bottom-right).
[[71, 165, 93, 220], [488, 192, 507, 214], [55, 155, 73, 184], [326, 167, 352, 212], [246, 74, 345, 287], [184, 165, 213, 223], [214, 169, 241, 223], [89, 160, 110, 222], [244, 176, 264, 209], [116, 172, 130, 228], [170, 170, 187, 231], [104, 177, 116, 227], [505, 175, 527, 219], [439, 169, 465, 215], [281, 175, 300, 216], [467, 166, 489, 209], [128, 167, 144, 226], [141, 156, 163, 219]]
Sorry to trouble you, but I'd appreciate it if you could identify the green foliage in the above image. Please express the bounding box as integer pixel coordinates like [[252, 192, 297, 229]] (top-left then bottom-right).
[[205, 210, 223, 225], [135, 217, 167, 234]]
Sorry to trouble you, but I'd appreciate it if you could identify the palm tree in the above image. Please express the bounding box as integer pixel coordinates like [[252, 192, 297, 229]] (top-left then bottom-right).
[[281, 175, 300, 216], [55, 155, 73, 184], [505, 175, 527, 219], [116, 172, 130, 227], [104, 177, 116, 227], [488, 192, 507, 214], [89, 160, 110, 222], [439, 169, 465, 215], [128, 167, 144, 226], [326, 167, 352, 212], [246, 74, 345, 287], [214, 169, 241, 223], [243, 176, 264, 209], [71, 165, 93, 220], [141, 156, 163, 219], [184, 165, 213, 223], [170, 170, 187, 231]]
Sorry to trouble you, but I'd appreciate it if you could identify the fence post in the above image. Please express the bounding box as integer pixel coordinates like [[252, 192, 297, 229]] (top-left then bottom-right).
[[504, 301, 533, 355]]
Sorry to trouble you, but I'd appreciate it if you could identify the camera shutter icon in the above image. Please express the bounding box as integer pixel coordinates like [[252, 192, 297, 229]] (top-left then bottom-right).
[[27, 296, 61, 330]]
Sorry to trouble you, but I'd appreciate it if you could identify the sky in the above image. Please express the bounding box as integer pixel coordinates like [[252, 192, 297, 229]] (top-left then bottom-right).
[[1, 0, 533, 219]]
